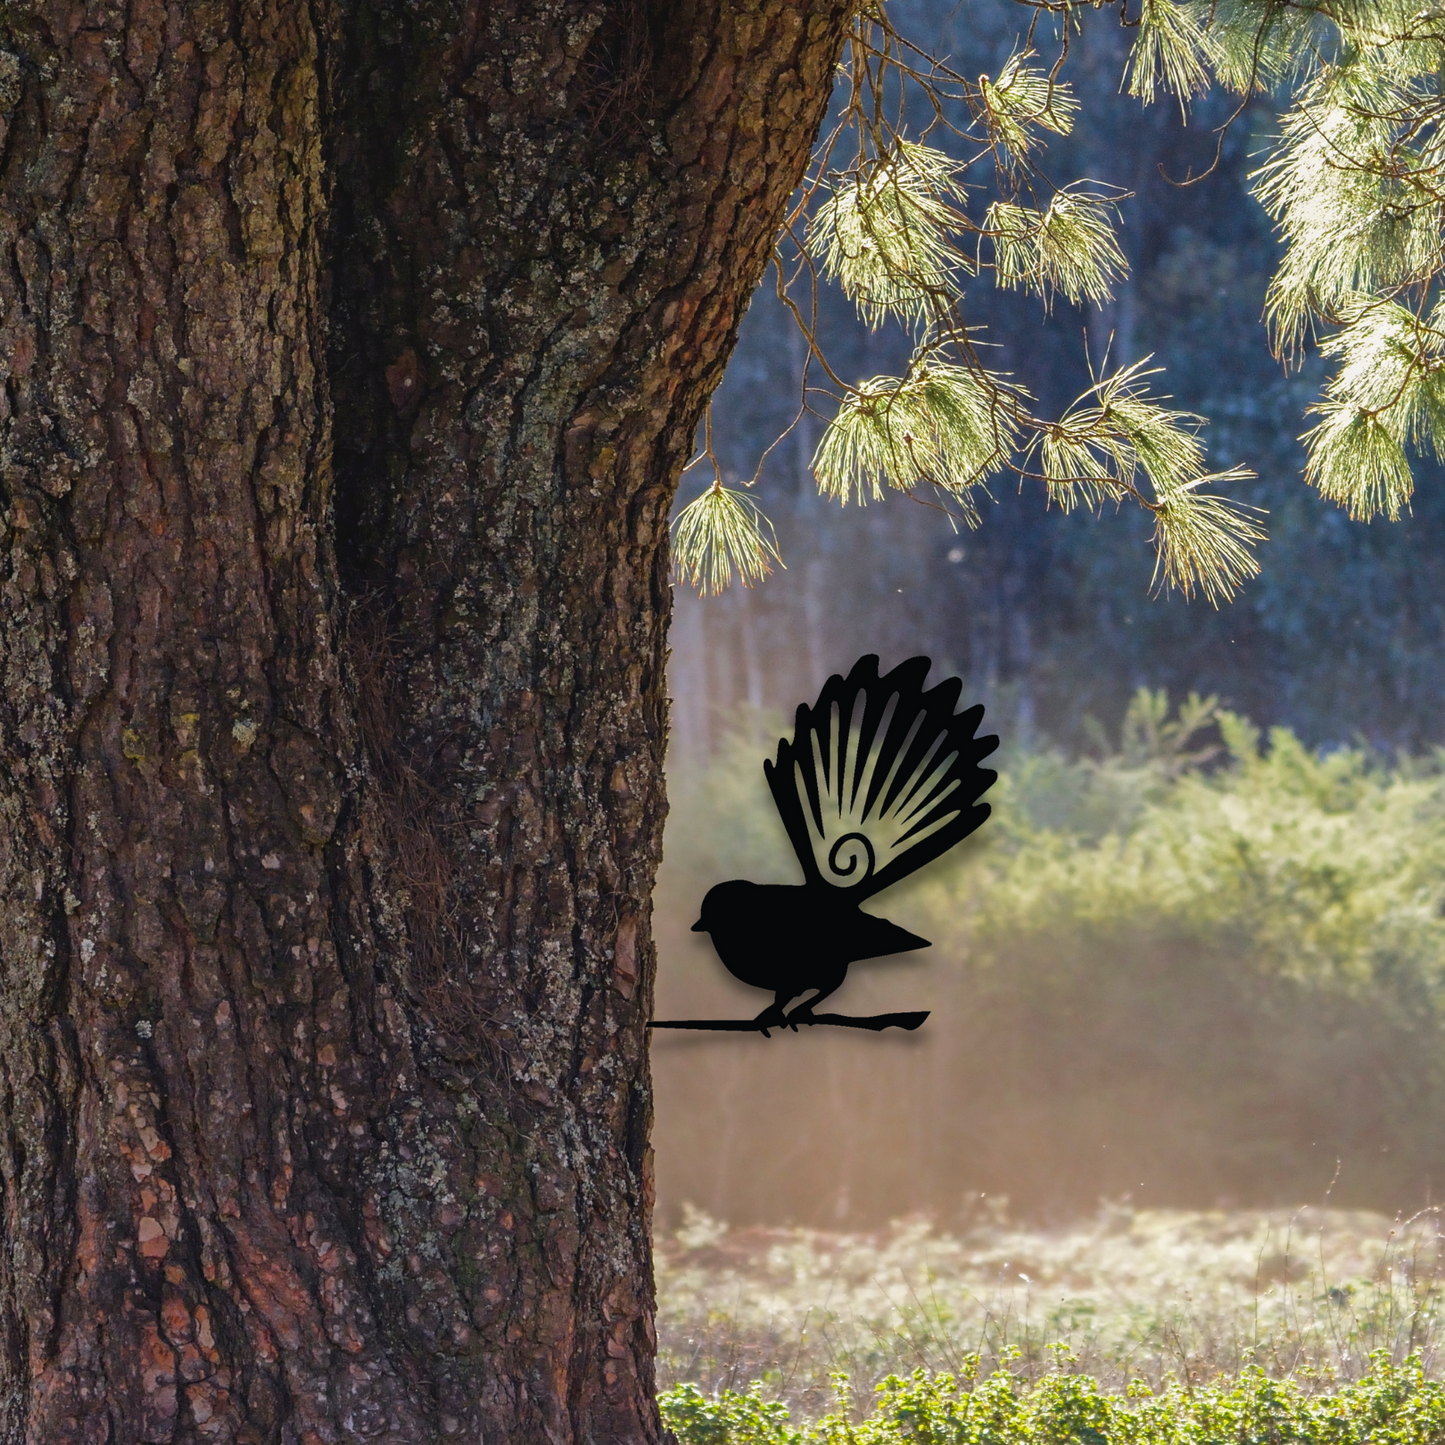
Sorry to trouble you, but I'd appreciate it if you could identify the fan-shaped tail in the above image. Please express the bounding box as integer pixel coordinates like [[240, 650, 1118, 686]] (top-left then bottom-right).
[[764, 655, 997, 898]]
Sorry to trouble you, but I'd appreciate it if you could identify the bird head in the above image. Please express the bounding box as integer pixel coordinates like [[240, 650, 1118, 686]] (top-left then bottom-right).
[[691, 879, 755, 933]]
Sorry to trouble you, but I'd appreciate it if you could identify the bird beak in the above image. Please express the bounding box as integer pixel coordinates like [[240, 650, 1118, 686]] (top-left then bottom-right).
[[690, 919, 706, 932]]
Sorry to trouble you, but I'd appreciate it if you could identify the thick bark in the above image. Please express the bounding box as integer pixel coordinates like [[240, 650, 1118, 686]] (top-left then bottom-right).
[[0, 1, 851, 1441], [324, 1, 855, 1438]]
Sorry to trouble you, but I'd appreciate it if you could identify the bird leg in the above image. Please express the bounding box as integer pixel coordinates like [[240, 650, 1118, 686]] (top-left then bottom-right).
[[751, 995, 792, 1038], [783, 981, 842, 1028]]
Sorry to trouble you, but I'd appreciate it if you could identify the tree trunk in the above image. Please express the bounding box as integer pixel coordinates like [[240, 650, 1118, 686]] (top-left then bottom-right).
[[0, 2, 851, 1441]]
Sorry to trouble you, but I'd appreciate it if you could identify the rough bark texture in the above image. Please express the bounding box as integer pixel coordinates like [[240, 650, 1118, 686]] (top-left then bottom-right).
[[0, 1, 851, 1441]]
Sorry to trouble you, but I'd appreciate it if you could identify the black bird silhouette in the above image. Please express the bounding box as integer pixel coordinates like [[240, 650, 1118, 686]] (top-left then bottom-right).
[[670, 655, 997, 1035]]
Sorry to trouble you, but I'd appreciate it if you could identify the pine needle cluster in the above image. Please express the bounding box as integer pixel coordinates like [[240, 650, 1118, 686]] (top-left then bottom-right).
[[1127, 0, 1445, 524], [812, 362, 1017, 515], [1038, 359, 1263, 603], [673, 4, 1271, 604], [672, 480, 782, 596], [676, 0, 1445, 599]]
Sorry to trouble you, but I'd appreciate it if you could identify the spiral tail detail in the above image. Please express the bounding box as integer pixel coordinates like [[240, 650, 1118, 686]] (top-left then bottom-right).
[[826, 831, 876, 884]]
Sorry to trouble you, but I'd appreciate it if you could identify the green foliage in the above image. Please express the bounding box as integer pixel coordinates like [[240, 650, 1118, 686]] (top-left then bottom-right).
[[811, 361, 1017, 514], [809, 141, 967, 331], [978, 49, 1079, 164], [1034, 360, 1264, 603], [1298, 301, 1445, 520], [959, 693, 1445, 992], [681, 0, 1445, 597], [1115, 686, 1222, 776], [661, 1356, 1445, 1445], [1124, 0, 1445, 523], [985, 191, 1127, 306], [663, 1383, 806, 1445], [675, 5, 1263, 603], [1302, 404, 1415, 523], [672, 481, 782, 595], [1124, 0, 1216, 108]]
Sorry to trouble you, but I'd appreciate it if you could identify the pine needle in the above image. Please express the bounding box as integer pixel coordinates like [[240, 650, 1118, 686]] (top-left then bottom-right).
[[1303, 404, 1415, 521], [979, 49, 1079, 163], [808, 142, 966, 330], [812, 363, 1019, 509], [1255, 62, 1443, 353], [1150, 473, 1266, 605], [1125, 0, 1217, 109], [987, 192, 1127, 306], [672, 483, 783, 596]]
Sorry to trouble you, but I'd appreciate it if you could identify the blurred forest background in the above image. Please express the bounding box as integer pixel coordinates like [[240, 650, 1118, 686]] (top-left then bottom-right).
[[651, 0, 1445, 1233]]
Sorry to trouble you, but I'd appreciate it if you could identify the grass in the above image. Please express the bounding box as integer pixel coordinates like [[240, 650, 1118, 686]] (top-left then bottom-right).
[[656, 1204, 1445, 1433]]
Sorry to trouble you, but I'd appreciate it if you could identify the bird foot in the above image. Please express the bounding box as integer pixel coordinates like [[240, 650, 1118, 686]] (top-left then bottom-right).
[[782, 1003, 817, 1030], [751, 1004, 789, 1038]]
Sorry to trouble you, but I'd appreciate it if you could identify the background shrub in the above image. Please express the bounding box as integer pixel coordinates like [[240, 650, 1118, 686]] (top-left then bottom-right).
[[652, 694, 1445, 1224]]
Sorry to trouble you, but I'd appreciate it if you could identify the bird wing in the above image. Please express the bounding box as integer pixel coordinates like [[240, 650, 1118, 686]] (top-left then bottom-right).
[[764, 654, 997, 900], [843, 910, 931, 961]]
